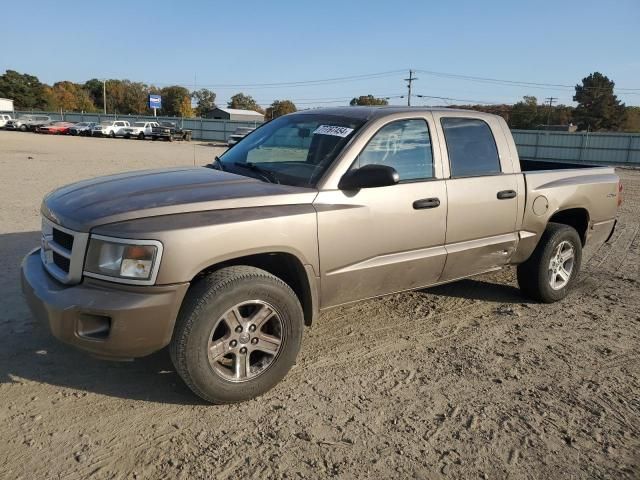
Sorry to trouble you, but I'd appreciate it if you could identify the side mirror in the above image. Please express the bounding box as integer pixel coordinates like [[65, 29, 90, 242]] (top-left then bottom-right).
[[338, 164, 400, 190]]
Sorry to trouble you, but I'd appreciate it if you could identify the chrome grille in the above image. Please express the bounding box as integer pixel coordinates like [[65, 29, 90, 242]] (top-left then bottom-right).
[[40, 216, 89, 284]]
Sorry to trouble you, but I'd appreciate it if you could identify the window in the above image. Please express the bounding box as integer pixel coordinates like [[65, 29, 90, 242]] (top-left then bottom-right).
[[352, 119, 433, 181], [441, 117, 501, 177]]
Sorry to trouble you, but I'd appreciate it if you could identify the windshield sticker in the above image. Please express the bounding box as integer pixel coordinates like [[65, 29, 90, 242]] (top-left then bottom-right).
[[313, 125, 354, 138]]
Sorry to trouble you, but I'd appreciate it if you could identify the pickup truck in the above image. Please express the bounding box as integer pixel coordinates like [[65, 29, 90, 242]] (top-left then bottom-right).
[[92, 120, 130, 137], [21, 107, 621, 404], [151, 121, 193, 141], [121, 121, 159, 139]]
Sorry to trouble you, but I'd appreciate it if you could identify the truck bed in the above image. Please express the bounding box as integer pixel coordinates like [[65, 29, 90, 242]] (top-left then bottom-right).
[[520, 159, 605, 172]]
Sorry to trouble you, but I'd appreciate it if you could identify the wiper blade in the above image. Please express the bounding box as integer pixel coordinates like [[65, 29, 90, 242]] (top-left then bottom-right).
[[208, 155, 225, 171], [233, 162, 280, 184]]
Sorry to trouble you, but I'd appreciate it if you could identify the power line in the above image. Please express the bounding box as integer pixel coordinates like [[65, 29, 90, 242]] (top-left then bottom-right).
[[415, 94, 503, 105], [153, 69, 407, 89], [415, 69, 640, 93]]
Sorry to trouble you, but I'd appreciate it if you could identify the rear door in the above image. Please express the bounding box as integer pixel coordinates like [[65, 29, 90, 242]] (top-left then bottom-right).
[[432, 113, 519, 281], [315, 114, 448, 307]]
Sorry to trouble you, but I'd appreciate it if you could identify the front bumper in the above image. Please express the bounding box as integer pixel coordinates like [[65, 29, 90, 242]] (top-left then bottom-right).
[[21, 249, 189, 359]]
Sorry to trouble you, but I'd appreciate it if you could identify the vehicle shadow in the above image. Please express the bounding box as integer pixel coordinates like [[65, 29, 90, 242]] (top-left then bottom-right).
[[420, 277, 530, 304], [0, 231, 205, 405]]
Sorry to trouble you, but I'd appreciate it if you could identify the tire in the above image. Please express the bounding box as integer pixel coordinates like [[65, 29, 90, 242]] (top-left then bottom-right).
[[168, 135, 174, 142], [138, 132, 145, 140], [19, 125, 27, 132], [170, 266, 304, 404], [517, 222, 582, 303], [109, 131, 115, 138], [152, 136, 158, 141], [124, 134, 130, 139]]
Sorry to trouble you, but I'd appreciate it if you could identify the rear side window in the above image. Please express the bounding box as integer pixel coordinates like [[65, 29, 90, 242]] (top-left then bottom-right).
[[441, 118, 501, 177]]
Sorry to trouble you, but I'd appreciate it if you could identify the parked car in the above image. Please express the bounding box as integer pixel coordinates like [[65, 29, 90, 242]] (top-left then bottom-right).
[[0, 113, 13, 128], [92, 120, 130, 138], [21, 107, 621, 404], [5, 115, 52, 132], [37, 121, 75, 135], [121, 121, 159, 140], [227, 127, 255, 147], [68, 122, 97, 136], [151, 122, 192, 141]]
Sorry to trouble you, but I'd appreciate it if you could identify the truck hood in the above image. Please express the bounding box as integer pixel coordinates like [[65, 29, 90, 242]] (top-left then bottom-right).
[[42, 167, 318, 232]]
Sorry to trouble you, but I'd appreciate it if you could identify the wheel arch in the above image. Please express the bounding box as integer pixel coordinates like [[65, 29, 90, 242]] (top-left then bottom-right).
[[191, 252, 318, 326], [547, 207, 590, 245]]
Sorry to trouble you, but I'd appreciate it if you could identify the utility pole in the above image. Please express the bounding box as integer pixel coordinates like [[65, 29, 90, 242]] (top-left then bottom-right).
[[545, 96, 557, 126], [102, 79, 107, 115], [405, 70, 417, 106]]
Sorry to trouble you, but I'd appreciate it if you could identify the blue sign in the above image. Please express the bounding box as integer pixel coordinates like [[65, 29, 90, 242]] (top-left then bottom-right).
[[148, 94, 162, 109]]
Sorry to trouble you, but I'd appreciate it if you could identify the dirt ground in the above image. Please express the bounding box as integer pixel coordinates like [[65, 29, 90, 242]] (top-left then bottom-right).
[[0, 130, 638, 479]]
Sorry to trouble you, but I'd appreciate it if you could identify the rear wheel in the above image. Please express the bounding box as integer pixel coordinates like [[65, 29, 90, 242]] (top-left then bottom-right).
[[170, 266, 304, 404], [19, 125, 27, 132], [138, 132, 145, 140], [517, 222, 582, 303]]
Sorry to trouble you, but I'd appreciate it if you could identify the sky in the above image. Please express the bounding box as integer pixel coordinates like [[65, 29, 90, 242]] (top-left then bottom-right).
[[1, 0, 639, 108]]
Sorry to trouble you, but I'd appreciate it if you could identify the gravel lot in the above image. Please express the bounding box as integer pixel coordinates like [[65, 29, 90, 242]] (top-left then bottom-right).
[[1, 130, 638, 479]]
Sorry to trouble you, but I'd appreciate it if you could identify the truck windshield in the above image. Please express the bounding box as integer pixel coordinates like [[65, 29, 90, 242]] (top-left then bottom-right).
[[218, 113, 365, 187]]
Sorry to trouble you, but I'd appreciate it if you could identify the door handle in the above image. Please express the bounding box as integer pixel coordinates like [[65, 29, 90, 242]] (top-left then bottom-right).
[[497, 190, 517, 200], [413, 197, 440, 209]]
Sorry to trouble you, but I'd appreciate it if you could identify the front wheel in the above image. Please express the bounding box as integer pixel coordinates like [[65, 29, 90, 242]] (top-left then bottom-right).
[[109, 131, 116, 138], [138, 132, 145, 140], [517, 222, 582, 303], [170, 266, 304, 404]]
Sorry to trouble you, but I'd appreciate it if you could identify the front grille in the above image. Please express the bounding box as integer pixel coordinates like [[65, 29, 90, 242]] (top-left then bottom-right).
[[40, 216, 89, 284], [52, 228, 74, 250], [52, 251, 70, 272]]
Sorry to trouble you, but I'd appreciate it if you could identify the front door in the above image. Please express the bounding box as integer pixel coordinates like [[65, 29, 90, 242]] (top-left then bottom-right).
[[315, 116, 447, 308]]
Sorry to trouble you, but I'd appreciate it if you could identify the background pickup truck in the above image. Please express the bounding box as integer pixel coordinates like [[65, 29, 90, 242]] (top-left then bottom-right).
[[151, 121, 193, 141], [121, 121, 159, 139], [92, 120, 130, 137], [21, 107, 621, 404]]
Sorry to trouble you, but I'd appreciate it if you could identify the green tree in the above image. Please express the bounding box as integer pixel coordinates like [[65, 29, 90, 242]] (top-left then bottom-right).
[[509, 96, 543, 129], [349, 94, 388, 106], [573, 72, 626, 131], [0, 69, 48, 109], [228, 92, 264, 113], [192, 88, 217, 117], [623, 106, 640, 133], [265, 99, 296, 119], [160, 85, 193, 117]]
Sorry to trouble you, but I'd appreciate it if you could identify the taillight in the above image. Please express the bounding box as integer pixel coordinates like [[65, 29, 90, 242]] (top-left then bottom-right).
[[617, 180, 623, 207]]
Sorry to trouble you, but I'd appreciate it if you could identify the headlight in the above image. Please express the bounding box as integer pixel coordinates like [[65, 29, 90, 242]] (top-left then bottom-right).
[[83, 235, 163, 285]]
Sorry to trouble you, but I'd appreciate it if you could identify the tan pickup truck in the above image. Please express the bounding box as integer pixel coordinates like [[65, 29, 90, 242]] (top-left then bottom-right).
[[21, 107, 621, 403]]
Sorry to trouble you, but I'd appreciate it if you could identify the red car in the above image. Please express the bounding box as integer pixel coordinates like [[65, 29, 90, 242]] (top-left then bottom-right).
[[37, 121, 75, 135]]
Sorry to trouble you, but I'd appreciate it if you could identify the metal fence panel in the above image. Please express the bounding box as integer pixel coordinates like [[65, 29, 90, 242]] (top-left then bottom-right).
[[511, 129, 640, 166]]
